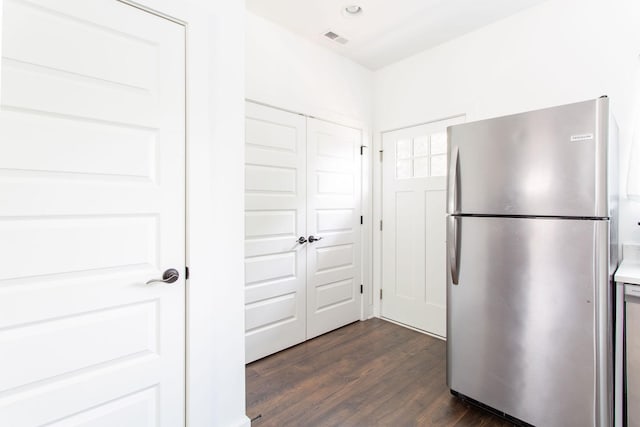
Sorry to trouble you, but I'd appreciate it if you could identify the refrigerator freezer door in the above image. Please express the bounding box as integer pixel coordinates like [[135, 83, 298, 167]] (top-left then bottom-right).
[[447, 216, 610, 427], [447, 98, 609, 217]]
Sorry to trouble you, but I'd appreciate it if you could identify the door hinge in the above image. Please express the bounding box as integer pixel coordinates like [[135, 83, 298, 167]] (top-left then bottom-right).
[[185, 266, 190, 280], [380, 289, 383, 300], [360, 284, 363, 294], [360, 215, 363, 225], [379, 150, 384, 162], [379, 220, 383, 231]]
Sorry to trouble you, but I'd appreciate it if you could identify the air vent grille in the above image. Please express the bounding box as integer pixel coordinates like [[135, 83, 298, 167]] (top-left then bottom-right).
[[323, 30, 349, 45], [324, 31, 339, 40]]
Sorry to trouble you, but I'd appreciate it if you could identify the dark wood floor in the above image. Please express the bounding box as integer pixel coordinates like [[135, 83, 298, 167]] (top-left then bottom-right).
[[246, 318, 512, 426]]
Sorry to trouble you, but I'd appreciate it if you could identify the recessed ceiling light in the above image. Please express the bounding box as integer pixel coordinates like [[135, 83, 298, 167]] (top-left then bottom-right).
[[344, 5, 363, 15]]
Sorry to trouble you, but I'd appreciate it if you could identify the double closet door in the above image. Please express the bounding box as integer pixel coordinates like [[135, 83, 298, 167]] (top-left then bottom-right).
[[244, 102, 362, 363]]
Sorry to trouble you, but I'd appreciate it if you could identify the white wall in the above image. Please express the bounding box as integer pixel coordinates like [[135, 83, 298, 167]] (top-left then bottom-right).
[[246, 12, 373, 125], [246, 11, 377, 315], [126, 1, 248, 427], [374, 0, 640, 244]]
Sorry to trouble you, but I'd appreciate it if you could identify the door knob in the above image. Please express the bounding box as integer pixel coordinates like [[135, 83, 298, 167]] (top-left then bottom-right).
[[297, 236, 308, 244], [308, 235, 323, 243], [146, 268, 180, 285]]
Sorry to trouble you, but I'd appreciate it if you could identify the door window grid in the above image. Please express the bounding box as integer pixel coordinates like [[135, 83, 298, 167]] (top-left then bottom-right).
[[396, 131, 447, 179]]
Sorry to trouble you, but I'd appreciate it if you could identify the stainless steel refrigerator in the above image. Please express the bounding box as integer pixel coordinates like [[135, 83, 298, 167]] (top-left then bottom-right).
[[446, 97, 619, 426]]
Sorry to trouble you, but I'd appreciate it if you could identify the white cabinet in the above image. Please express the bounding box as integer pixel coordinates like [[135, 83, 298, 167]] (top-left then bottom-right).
[[615, 252, 640, 427]]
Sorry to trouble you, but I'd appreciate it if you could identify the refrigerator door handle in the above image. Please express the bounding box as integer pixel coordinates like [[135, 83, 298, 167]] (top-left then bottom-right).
[[448, 216, 460, 285], [448, 146, 460, 214]]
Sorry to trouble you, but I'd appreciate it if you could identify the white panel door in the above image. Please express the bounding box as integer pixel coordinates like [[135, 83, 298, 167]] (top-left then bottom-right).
[[244, 102, 307, 363], [0, 1, 185, 426], [306, 118, 361, 339], [381, 117, 464, 337]]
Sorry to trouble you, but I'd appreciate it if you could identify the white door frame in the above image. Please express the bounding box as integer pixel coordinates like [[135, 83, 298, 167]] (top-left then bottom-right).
[[246, 99, 373, 322], [0, 1, 248, 426], [372, 114, 466, 323], [116, 2, 250, 426]]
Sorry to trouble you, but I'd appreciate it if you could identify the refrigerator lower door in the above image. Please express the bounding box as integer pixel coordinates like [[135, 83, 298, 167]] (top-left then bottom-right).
[[447, 216, 611, 427]]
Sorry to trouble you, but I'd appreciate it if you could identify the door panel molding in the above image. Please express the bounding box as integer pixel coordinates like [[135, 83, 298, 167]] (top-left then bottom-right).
[[244, 102, 307, 363], [0, 1, 186, 425], [306, 117, 362, 339]]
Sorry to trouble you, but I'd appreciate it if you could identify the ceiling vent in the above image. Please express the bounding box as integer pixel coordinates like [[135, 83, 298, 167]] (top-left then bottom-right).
[[323, 31, 349, 45]]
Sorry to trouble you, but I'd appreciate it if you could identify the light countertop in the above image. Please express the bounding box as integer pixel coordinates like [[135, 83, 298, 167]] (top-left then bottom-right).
[[616, 244, 640, 285], [616, 261, 640, 286]]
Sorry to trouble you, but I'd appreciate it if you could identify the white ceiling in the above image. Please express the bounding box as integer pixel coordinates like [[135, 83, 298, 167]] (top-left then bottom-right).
[[246, 0, 548, 70]]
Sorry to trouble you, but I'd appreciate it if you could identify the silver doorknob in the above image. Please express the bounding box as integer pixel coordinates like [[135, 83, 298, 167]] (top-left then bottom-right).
[[308, 235, 323, 243], [297, 236, 308, 244], [146, 268, 179, 285]]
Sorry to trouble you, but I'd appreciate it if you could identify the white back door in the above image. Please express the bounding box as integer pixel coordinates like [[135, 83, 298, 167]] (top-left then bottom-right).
[[306, 118, 361, 339], [381, 117, 464, 337], [244, 102, 307, 363], [0, 1, 185, 425]]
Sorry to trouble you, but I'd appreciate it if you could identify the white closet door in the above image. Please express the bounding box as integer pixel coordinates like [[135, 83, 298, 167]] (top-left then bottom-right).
[[381, 117, 464, 337], [244, 102, 307, 363], [0, 1, 185, 426], [306, 118, 362, 339]]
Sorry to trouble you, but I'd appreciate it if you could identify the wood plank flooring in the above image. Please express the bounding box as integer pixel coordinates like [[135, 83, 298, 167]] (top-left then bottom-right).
[[246, 318, 512, 426]]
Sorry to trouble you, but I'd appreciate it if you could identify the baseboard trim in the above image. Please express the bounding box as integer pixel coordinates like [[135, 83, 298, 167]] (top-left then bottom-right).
[[377, 316, 446, 341]]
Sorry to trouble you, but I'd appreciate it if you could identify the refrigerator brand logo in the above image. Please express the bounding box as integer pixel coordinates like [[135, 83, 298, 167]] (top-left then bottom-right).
[[570, 133, 594, 142]]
